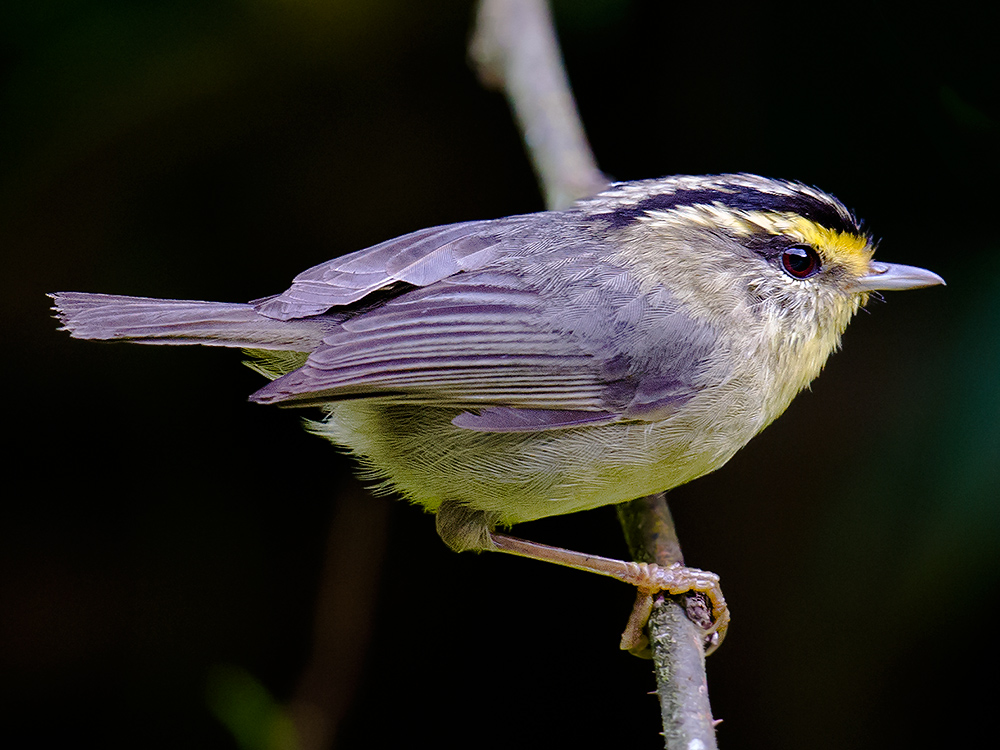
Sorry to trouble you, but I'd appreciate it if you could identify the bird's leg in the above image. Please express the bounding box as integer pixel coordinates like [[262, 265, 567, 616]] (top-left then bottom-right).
[[489, 532, 729, 654]]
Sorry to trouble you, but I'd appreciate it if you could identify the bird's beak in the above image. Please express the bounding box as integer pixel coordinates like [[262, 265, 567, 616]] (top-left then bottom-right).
[[853, 261, 946, 292]]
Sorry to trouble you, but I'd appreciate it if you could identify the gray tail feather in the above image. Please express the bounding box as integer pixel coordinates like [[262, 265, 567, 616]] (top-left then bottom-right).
[[50, 292, 330, 351]]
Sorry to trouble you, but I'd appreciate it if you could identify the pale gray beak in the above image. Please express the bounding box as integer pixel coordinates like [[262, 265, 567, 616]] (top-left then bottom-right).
[[853, 261, 946, 292]]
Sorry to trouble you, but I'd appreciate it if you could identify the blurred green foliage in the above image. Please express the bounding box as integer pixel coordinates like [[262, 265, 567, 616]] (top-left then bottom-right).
[[207, 664, 298, 750]]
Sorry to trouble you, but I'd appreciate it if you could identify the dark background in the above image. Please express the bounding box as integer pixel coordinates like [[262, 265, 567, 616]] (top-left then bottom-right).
[[4, 1, 998, 748]]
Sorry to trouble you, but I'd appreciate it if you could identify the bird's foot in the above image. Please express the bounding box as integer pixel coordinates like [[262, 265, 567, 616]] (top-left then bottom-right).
[[489, 533, 728, 655], [617, 561, 728, 656]]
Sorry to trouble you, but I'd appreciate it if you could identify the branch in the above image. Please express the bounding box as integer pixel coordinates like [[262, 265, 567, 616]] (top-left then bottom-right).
[[469, 2, 719, 747], [618, 496, 719, 749], [469, 0, 608, 208]]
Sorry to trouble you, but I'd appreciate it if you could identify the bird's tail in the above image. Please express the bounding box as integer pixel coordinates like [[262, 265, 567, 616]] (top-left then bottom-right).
[[50, 292, 331, 351]]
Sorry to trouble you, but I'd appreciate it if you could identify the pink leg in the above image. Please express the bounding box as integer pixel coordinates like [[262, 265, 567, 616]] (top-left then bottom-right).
[[490, 532, 729, 654]]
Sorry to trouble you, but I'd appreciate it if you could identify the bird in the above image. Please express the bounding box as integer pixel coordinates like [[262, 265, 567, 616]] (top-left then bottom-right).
[[51, 173, 944, 650]]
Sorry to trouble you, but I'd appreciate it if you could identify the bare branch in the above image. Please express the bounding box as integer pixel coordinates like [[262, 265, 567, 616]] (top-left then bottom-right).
[[469, 2, 719, 748], [618, 496, 719, 749], [469, 0, 608, 209]]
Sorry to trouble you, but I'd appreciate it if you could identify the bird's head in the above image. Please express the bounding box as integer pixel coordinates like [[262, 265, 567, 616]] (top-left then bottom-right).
[[580, 173, 944, 405]]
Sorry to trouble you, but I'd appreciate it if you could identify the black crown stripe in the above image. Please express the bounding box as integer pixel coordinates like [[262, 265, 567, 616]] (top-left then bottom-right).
[[593, 187, 860, 236]]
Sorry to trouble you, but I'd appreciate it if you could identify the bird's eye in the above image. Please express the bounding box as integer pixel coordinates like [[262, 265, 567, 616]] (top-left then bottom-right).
[[781, 246, 821, 279]]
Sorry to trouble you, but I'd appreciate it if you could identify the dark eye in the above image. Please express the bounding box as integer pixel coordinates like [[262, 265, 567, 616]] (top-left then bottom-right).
[[781, 246, 821, 279]]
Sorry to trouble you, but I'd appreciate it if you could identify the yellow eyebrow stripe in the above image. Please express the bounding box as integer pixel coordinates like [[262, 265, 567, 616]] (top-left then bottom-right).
[[742, 211, 873, 274]]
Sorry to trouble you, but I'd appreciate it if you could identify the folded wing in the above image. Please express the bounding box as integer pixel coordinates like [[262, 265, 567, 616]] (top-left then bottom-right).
[[251, 217, 719, 429]]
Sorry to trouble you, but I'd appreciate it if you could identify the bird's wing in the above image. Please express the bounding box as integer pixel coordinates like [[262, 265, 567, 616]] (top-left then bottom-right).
[[250, 224, 720, 430], [252, 220, 522, 321]]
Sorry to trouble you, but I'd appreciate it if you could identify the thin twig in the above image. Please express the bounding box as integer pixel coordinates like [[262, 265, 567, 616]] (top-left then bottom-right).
[[469, 0, 608, 208], [468, 2, 718, 748], [618, 496, 719, 749]]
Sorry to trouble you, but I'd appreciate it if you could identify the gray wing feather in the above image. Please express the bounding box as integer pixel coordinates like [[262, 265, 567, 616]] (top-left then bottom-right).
[[253, 220, 518, 320], [451, 407, 619, 432], [251, 276, 604, 407], [251, 218, 720, 424]]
